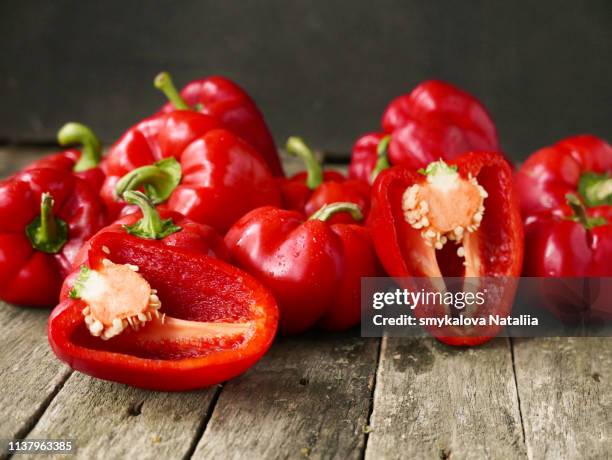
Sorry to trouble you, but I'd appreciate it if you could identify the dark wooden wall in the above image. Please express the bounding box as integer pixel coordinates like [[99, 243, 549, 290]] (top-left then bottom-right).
[[0, 0, 610, 160]]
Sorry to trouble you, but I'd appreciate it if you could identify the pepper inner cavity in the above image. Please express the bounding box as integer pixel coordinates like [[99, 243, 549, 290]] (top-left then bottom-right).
[[402, 160, 488, 253], [72, 259, 162, 340]]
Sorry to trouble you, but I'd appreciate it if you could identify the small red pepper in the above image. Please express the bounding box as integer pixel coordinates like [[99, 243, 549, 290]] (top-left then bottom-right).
[[25, 123, 106, 192], [348, 133, 391, 184], [278, 137, 371, 224], [225, 202, 382, 335], [49, 221, 278, 390], [0, 168, 106, 306], [369, 152, 523, 346], [349, 81, 501, 175], [516, 135, 612, 277], [156, 72, 284, 177], [101, 109, 281, 232]]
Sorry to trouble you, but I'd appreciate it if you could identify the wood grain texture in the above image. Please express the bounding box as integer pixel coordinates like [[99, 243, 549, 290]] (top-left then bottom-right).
[[191, 332, 380, 460], [513, 337, 612, 459], [0, 303, 71, 454], [23, 373, 219, 460], [365, 337, 526, 460]]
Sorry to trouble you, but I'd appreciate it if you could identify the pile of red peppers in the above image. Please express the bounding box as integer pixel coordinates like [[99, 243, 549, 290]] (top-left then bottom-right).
[[1, 72, 609, 390]]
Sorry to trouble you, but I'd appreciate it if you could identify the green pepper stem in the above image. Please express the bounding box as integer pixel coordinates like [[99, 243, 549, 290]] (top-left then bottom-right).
[[370, 135, 391, 183], [154, 72, 191, 110], [122, 191, 181, 239], [115, 158, 182, 204], [566, 193, 607, 230], [286, 137, 323, 189], [25, 193, 68, 253], [579, 172, 612, 207], [308, 202, 363, 222], [57, 122, 102, 172]]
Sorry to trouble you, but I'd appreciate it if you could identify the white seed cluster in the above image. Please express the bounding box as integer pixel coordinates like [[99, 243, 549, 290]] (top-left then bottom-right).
[[401, 174, 488, 253], [82, 261, 163, 340]]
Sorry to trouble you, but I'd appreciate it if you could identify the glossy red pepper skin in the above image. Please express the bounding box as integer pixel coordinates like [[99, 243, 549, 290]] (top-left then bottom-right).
[[369, 152, 523, 346], [349, 81, 500, 177], [0, 168, 106, 306], [49, 231, 278, 391], [516, 135, 612, 279], [225, 206, 381, 335], [101, 111, 281, 232], [159, 76, 284, 177], [26, 150, 105, 193]]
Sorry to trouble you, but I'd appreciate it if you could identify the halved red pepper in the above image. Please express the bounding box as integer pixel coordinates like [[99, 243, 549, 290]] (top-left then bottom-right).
[[49, 213, 278, 391], [369, 152, 523, 345], [349, 80, 501, 176], [278, 137, 370, 224], [0, 168, 106, 306], [156, 72, 284, 177], [101, 108, 280, 232], [225, 202, 382, 334], [25, 123, 106, 192]]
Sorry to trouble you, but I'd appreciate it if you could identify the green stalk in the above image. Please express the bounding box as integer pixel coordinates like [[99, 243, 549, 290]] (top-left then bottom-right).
[[154, 71, 191, 110], [57, 122, 102, 172], [308, 202, 363, 222], [286, 137, 323, 189], [25, 193, 68, 253], [122, 191, 181, 239], [115, 158, 182, 204]]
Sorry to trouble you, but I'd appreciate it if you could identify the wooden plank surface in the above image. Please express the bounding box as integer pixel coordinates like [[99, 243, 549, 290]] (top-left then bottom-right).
[[513, 337, 612, 460], [365, 337, 526, 459], [23, 374, 219, 460], [192, 333, 380, 460], [0, 304, 71, 458]]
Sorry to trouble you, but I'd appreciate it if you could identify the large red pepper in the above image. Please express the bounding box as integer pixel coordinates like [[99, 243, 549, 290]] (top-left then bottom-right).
[[516, 135, 612, 320], [369, 152, 523, 346], [225, 202, 382, 335], [349, 80, 500, 177], [49, 221, 278, 390], [25, 123, 106, 192], [278, 137, 370, 224], [0, 168, 106, 306], [156, 72, 284, 177], [101, 109, 281, 232]]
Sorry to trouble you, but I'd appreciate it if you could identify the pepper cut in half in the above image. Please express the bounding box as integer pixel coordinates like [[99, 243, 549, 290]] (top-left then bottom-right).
[[369, 152, 523, 345], [49, 229, 278, 391]]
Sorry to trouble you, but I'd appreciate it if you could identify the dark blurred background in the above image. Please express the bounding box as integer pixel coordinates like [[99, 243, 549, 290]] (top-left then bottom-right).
[[0, 0, 610, 161]]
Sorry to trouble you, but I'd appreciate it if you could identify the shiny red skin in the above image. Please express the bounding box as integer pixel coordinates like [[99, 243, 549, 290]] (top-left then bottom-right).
[[0, 168, 106, 306], [225, 206, 382, 335], [159, 76, 283, 177], [369, 152, 523, 346], [25, 149, 106, 192], [72, 208, 229, 268], [517, 135, 612, 281], [101, 111, 281, 232], [279, 170, 370, 224], [49, 231, 278, 391], [349, 81, 500, 177]]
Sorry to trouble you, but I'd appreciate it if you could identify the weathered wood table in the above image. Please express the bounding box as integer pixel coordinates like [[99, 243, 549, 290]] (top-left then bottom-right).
[[0, 147, 610, 460]]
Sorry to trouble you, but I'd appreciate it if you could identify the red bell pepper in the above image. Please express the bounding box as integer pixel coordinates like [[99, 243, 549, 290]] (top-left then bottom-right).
[[278, 137, 371, 224], [516, 135, 612, 316], [225, 202, 381, 334], [349, 80, 500, 174], [0, 168, 106, 306], [101, 109, 281, 232], [25, 123, 106, 192], [49, 222, 278, 391], [73, 191, 229, 267], [156, 72, 284, 177], [369, 152, 523, 346], [348, 133, 391, 184]]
